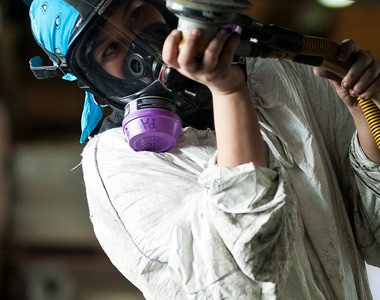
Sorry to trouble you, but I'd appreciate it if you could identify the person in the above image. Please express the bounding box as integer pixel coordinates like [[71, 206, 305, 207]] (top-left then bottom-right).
[[26, 0, 380, 299]]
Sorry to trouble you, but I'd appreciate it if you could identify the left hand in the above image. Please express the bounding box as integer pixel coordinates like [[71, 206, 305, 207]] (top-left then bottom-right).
[[313, 39, 380, 109]]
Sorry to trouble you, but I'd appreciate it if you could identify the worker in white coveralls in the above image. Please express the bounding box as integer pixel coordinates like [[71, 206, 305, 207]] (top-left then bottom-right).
[[26, 0, 380, 298]]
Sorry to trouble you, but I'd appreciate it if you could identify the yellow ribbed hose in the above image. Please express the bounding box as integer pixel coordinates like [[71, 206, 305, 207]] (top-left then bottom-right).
[[301, 35, 380, 152], [358, 99, 380, 149], [302, 35, 340, 60]]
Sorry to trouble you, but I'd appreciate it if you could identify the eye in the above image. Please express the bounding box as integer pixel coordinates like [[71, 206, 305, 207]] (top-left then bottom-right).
[[102, 42, 119, 60], [129, 6, 141, 25]]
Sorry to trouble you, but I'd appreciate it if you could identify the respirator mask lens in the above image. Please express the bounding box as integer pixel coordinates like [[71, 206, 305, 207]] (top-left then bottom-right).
[[69, 0, 172, 104], [68, 0, 184, 151]]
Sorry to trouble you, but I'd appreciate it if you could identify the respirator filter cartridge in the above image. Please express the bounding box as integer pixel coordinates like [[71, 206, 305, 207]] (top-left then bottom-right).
[[122, 97, 182, 152]]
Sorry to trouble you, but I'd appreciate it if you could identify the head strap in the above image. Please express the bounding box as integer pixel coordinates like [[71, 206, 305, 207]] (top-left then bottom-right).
[[29, 55, 71, 79]]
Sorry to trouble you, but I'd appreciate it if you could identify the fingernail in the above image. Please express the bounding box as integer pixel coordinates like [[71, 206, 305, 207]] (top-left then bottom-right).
[[342, 81, 350, 89], [359, 94, 370, 101], [219, 28, 229, 37], [190, 28, 200, 36], [350, 89, 358, 98]]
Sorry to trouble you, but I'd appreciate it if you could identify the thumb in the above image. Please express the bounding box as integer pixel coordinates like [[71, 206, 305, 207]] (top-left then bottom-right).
[[313, 66, 343, 89], [313, 66, 343, 82]]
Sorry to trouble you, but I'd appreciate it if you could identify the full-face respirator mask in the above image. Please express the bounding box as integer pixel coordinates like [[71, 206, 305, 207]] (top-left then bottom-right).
[[29, 0, 215, 152]]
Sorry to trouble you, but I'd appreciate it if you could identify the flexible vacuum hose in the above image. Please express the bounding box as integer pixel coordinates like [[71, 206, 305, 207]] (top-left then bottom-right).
[[166, 0, 380, 151], [300, 35, 380, 151]]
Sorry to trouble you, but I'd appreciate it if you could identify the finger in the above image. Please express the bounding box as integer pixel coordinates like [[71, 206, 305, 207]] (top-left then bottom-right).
[[357, 75, 380, 100], [202, 29, 229, 69], [177, 28, 201, 72], [314, 67, 342, 85], [219, 32, 241, 65], [338, 39, 359, 62], [342, 49, 373, 91], [350, 53, 380, 98], [314, 66, 358, 104], [162, 30, 182, 68]]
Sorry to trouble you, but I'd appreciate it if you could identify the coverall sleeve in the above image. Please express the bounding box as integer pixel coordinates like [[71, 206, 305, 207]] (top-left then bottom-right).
[[81, 127, 297, 300], [350, 134, 380, 266]]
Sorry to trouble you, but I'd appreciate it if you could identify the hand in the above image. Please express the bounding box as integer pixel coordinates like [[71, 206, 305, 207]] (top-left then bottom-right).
[[315, 39, 380, 163], [162, 28, 245, 96], [313, 39, 380, 109], [163, 28, 267, 167]]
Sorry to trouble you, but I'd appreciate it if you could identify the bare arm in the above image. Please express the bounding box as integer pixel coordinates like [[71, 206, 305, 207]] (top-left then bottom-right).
[[314, 39, 380, 164], [162, 29, 267, 168]]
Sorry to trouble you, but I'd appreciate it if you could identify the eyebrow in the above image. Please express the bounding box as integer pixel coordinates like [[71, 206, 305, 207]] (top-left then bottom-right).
[[94, 32, 110, 50], [122, 1, 133, 19], [94, 1, 134, 50]]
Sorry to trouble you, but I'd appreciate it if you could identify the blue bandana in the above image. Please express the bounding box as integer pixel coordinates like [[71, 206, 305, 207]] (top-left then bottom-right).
[[29, 0, 103, 143]]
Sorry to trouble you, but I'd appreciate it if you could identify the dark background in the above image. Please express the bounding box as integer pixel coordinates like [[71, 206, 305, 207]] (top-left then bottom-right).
[[0, 0, 379, 299]]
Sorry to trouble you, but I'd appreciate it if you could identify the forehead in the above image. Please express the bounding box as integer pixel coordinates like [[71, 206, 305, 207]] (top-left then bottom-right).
[[100, 0, 146, 19], [97, 0, 163, 30], [94, 0, 166, 42]]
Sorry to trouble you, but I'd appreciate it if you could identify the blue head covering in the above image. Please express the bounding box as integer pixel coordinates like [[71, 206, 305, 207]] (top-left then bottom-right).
[[29, 0, 103, 143]]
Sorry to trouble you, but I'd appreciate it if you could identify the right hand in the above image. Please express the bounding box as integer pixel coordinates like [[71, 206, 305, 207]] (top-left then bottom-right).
[[162, 28, 246, 97]]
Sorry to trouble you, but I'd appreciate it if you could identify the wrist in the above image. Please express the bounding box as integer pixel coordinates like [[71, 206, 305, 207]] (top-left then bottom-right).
[[348, 104, 380, 163], [347, 104, 366, 127], [210, 80, 249, 102], [208, 68, 247, 97]]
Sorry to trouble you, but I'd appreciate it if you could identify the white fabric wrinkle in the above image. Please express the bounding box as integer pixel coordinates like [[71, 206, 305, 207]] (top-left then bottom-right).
[[247, 58, 371, 299], [248, 59, 315, 175], [82, 136, 174, 300], [168, 196, 258, 297], [189, 270, 264, 300], [90, 130, 201, 263], [203, 171, 297, 297], [350, 133, 380, 266], [248, 58, 340, 241], [173, 127, 218, 171], [280, 243, 326, 300], [199, 162, 280, 214], [259, 120, 295, 168], [187, 220, 236, 290]]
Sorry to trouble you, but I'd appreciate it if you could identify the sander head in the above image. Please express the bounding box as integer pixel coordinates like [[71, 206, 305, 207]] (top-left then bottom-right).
[[166, 0, 251, 56]]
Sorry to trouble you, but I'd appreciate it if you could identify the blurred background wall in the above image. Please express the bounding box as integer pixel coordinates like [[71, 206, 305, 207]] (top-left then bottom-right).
[[0, 0, 379, 299]]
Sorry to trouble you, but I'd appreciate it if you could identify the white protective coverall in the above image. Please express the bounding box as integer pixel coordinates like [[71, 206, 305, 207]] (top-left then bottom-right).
[[81, 57, 380, 300]]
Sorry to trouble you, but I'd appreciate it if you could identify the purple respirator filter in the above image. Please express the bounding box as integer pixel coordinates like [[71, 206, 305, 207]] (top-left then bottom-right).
[[122, 97, 182, 152]]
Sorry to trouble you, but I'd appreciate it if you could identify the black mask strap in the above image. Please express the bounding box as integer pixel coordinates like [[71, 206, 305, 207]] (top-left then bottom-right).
[[29, 46, 71, 80], [29, 56, 72, 79]]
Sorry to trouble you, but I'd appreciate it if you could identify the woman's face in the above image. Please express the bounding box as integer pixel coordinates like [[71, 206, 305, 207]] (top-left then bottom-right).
[[93, 0, 166, 79]]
